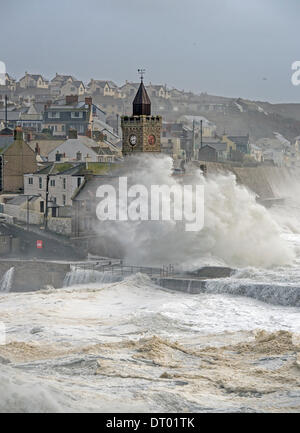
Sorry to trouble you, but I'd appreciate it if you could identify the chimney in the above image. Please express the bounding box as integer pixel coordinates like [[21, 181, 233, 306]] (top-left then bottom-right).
[[82, 169, 93, 181], [85, 97, 92, 106], [69, 129, 78, 139], [86, 129, 92, 139], [66, 95, 78, 105], [35, 143, 40, 155], [44, 100, 52, 110], [14, 126, 23, 141]]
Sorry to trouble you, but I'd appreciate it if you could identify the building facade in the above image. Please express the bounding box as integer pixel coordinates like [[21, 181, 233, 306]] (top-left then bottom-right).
[[0, 127, 37, 193], [43, 96, 92, 136], [19, 73, 49, 89]]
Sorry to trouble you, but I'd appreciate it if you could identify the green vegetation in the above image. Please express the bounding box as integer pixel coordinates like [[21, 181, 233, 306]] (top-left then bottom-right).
[[85, 163, 114, 174], [55, 163, 73, 172]]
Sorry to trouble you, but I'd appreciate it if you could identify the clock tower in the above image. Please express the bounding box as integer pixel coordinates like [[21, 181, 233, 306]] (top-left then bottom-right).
[[121, 70, 162, 155]]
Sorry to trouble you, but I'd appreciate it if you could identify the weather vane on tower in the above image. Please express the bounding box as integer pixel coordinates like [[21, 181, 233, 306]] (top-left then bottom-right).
[[138, 68, 146, 82]]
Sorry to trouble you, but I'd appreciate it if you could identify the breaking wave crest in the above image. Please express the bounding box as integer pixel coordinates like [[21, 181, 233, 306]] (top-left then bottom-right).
[[93, 154, 294, 269]]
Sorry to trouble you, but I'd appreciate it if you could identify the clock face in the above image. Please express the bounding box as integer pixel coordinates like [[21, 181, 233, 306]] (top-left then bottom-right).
[[148, 134, 156, 145], [129, 135, 137, 146]]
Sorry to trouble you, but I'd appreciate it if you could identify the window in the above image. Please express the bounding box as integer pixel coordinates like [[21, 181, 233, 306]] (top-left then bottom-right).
[[39, 177, 42, 189], [50, 179, 55, 187], [63, 178, 66, 189], [40, 201, 44, 213], [28, 178, 33, 185], [62, 194, 66, 206], [71, 111, 83, 119], [77, 177, 82, 188], [48, 111, 60, 119]]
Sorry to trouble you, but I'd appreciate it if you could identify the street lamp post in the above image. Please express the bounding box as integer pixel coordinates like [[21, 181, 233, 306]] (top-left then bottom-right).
[[24, 194, 41, 230]]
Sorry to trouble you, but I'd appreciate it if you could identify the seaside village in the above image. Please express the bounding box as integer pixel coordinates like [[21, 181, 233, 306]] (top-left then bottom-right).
[[0, 71, 300, 254]]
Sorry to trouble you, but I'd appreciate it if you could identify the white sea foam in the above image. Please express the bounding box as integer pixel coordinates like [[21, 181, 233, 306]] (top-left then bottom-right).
[[1, 159, 300, 412], [93, 154, 294, 268], [0, 268, 14, 293]]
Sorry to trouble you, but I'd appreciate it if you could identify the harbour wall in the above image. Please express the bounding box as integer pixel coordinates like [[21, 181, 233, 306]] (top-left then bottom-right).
[[0, 260, 71, 291]]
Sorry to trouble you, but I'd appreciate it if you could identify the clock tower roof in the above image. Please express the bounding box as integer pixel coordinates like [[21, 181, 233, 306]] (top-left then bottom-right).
[[133, 80, 151, 116]]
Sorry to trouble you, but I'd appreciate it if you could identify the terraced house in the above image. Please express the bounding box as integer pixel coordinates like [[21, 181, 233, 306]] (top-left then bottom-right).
[[19, 72, 49, 89], [0, 127, 37, 193], [43, 95, 93, 136]]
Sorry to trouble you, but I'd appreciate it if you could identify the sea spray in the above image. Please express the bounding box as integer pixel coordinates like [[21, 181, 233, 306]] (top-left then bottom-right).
[[0, 268, 15, 293], [63, 266, 121, 287], [92, 154, 294, 268]]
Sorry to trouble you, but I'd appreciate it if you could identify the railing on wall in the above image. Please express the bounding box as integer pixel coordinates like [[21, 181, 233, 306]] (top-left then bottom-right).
[[72, 262, 175, 278]]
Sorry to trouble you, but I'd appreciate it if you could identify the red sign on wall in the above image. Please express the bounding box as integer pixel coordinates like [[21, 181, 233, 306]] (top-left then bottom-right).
[[36, 240, 43, 249]]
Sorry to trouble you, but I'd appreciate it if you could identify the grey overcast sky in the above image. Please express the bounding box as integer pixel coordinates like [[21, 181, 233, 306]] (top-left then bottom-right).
[[1, 0, 300, 103]]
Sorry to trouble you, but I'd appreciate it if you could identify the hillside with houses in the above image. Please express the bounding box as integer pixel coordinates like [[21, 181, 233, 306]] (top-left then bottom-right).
[[0, 70, 300, 246]]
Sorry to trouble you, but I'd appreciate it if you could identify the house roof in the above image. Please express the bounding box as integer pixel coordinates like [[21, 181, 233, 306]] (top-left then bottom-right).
[[89, 80, 117, 89], [227, 136, 249, 146], [34, 162, 115, 178], [61, 80, 84, 89], [148, 84, 165, 90], [91, 146, 115, 155], [20, 74, 47, 82], [51, 74, 75, 83], [91, 81, 106, 88], [59, 137, 99, 148], [204, 142, 227, 152], [46, 137, 103, 159], [0, 127, 13, 136], [0, 110, 20, 121], [0, 136, 14, 153], [106, 81, 117, 88], [119, 82, 140, 90], [72, 174, 117, 201], [46, 100, 89, 110], [34, 162, 83, 175], [6, 196, 28, 206], [28, 139, 65, 157]]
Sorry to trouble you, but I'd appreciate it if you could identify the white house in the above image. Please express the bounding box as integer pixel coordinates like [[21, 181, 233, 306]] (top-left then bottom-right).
[[47, 137, 117, 163], [19, 73, 49, 89], [60, 80, 85, 96]]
